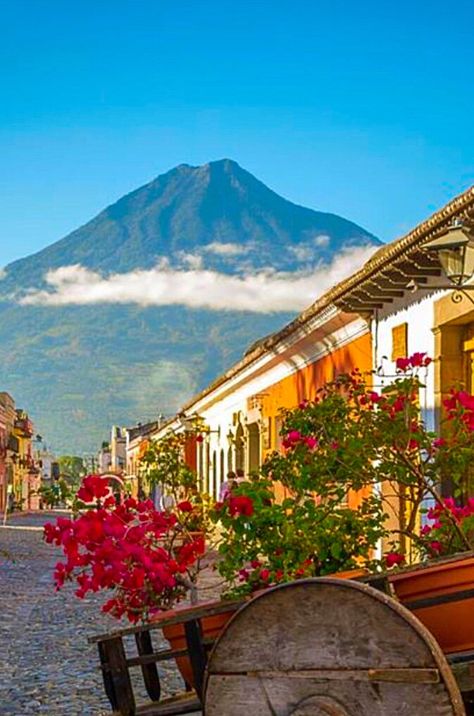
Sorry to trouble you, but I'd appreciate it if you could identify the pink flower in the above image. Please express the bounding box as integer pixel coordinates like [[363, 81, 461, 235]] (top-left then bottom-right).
[[282, 429, 304, 449], [305, 437, 318, 450], [432, 438, 446, 449]]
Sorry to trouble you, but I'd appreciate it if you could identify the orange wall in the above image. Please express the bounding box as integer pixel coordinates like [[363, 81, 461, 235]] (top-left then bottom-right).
[[262, 332, 372, 433], [261, 331, 373, 506]]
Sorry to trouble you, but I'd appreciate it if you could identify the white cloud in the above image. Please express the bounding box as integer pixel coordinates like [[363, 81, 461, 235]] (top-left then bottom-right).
[[313, 234, 331, 247], [19, 245, 376, 314], [176, 251, 203, 270], [202, 241, 249, 256], [288, 245, 314, 262]]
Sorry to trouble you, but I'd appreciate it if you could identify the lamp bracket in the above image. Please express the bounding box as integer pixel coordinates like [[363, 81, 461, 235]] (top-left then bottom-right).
[[409, 280, 474, 305]]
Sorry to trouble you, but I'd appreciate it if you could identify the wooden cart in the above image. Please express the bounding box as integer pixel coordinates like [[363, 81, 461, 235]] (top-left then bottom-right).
[[90, 578, 474, 715]]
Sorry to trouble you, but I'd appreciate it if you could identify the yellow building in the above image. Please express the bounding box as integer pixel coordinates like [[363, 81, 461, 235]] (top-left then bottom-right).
[[12, 409, 38, 510]]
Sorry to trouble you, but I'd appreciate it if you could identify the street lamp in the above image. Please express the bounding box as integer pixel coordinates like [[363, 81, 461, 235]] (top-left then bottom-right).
[[176, 412, 221, 438], [423, 223, 474, 287], [415, 222, 474, 304]]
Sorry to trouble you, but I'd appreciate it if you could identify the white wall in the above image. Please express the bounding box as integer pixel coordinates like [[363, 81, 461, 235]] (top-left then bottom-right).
[[193, 314, 369, 498], [373, 293, 440, 430]]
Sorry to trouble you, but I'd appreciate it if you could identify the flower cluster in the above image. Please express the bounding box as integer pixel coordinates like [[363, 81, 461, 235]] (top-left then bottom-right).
[[229, 495, 254, 517], [385, 552, 405, 568], [76, 474, 110, 503], [282, 430, 318, 450], [396, 352, 432, 372], [444, 390, 474, 432], [44, 476, 205, 622], [237, 557, 314, 590], [418, 498, 474, 559]]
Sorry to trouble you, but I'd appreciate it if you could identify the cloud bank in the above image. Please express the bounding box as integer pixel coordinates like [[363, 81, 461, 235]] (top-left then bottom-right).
[[19, 245, 375, 314]]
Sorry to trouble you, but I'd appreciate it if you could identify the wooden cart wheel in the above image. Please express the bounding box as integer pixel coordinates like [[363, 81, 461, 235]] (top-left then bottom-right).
[[204, 578, 466, 715]]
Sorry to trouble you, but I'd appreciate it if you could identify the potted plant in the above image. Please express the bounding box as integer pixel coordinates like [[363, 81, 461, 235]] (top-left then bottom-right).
[[44, 471, 225, 688], [278, 352, 474, 655], [370, 358, 474, 654], [139, 432, 214, 543], [210, 372, 389, 599]]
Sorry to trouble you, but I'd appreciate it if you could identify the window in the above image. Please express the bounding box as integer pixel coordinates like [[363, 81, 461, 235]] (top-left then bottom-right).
[[392, 323, 408, 361]]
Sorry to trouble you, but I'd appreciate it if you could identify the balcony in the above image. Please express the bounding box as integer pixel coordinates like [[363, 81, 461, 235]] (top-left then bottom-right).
[[14, 416, 33, 437]]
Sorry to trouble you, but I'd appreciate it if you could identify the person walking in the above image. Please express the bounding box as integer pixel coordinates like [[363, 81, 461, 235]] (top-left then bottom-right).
[[219, 470, 237, 501]]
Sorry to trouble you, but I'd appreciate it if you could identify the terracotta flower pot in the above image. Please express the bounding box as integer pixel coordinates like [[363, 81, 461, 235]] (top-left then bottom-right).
[[331, 567, 368, 580], [389, 552, 474, 654], [159, 603, 235, 688]]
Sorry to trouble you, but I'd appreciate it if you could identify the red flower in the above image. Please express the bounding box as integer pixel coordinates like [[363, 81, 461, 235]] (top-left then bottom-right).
[[429, 540, 442, 555], [395, 357, 411, 372], [177, 500, 193, 513], [259, 568, 270, 582], [229, 495, 254, 517], [44, 491, 202, 624], [385, 552, 405, 568], [77, 474, 109, 503], [196, 434, 204, 443], [409, 352, 429, 367]]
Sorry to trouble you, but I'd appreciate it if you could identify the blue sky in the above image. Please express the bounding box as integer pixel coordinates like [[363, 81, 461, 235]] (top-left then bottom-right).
[[1, 0, 473, 267]]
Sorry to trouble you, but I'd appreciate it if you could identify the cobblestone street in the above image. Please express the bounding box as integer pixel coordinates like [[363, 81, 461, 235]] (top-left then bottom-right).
[[0, 512, 186, 716]]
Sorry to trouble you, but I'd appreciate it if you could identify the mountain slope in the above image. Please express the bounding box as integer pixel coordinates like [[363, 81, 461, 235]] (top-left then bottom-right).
[[0, 159, 379, 453]]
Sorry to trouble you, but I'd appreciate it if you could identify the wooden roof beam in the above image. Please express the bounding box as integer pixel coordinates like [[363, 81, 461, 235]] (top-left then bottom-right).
[[394, 259, 442, 276], [337, 298, 383, 311], [380, 268, 429, 286], [350, 290, 394, 304], [364, 281, 405, 298]]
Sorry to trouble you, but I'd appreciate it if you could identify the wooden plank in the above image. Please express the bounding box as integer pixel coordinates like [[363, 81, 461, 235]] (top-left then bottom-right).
[[204, 579, 466, 715], [101, 636, 136, 716], [184, 619, 207, 701], [126, 638, 214, 668], [205, 674, 462, 716], [212, 667, 440, 684], [89, 600, 243, 644], [135, 630, 161, 702], [135, 692, 201, 715], [98, 640, 120, 712]]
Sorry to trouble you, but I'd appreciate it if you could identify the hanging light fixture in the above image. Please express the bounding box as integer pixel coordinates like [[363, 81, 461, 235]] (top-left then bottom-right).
[[423, 223, 474, 287]]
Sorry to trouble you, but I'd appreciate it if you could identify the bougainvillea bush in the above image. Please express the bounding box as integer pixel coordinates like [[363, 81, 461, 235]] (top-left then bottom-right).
[[139, 432, 215, 537], [44, 475, 205, 622], [212, 353, 474, 595]]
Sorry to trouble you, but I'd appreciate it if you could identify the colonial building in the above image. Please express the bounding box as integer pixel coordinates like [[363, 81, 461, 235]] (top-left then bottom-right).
[[13, 409, 40, 510], [142, 186, 473, 508], [0, 393, 18, 512], [125, 420, 161, 495]]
